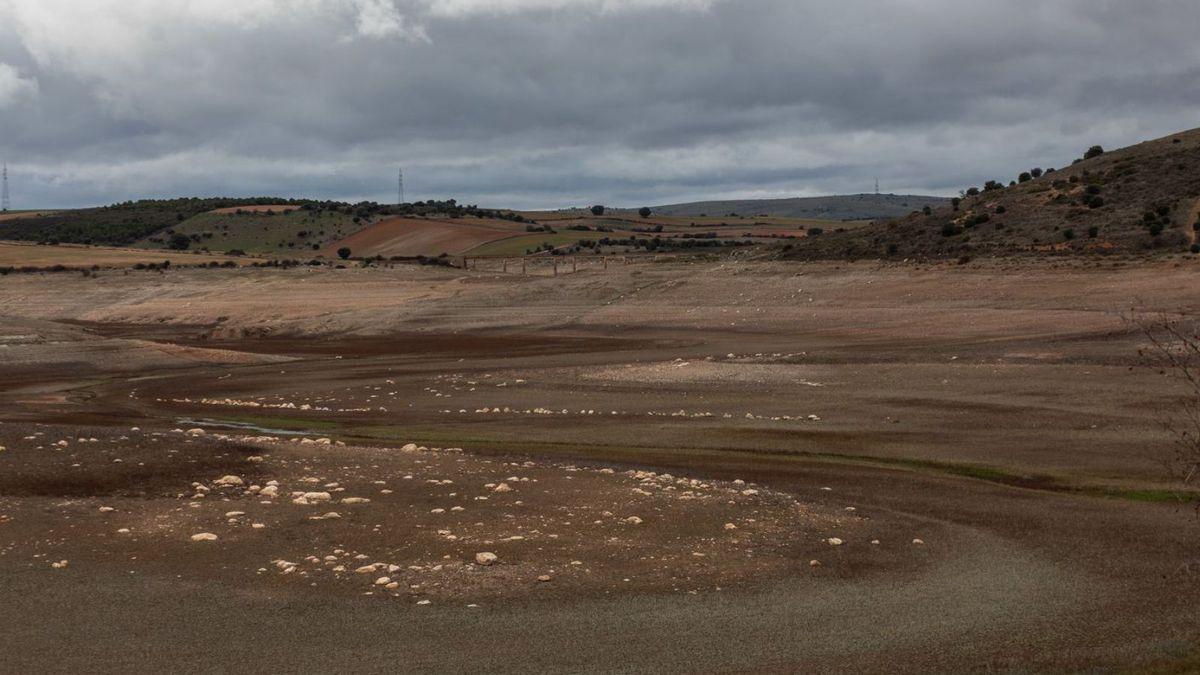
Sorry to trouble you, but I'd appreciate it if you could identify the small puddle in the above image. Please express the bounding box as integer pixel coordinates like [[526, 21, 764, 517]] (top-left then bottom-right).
[[176, 417, 313, 436]]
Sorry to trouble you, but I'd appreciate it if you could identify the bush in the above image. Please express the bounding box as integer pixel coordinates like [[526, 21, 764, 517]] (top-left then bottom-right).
[[951, 198, 961, 211], [168, 233, 191, 250], [995, 205, 1007, 214], [1031, 168, 1043, 178], [638, 207, 652, 218], [922, 205, 932, 216], [590, 205, 605, 216], [337, 247, 352, 260], [1063, 229, 1075, 240], [1084, 145, 1105, 160], [1192, 244, 1200, 254], [941, 223, 964, 237], [1150, 223, 1165, 236], [1018, 172, 1033, 183], [1088, 226, 1099, 238]]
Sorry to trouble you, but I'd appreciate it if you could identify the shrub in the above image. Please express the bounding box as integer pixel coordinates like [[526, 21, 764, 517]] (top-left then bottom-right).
[[965, 187, 980, 196], [337, 247, 351, 260], [922, 205, 932, 216], [1192, 244, 1200, 254], [168, 233, 191, 250], [995, 205, 1007, 214], [1031, 168, 1043, 178], [590, 205, 605, 216], [1084, 145, 1105, 160], [951, 198, 961, 212], [1018, 172, 1033, 183], [941, 223, 963, 237], [639, 207, 652, 218], [807, 227, 824, 236], [1150, 223, 1165, 236], [1063, 229, 1075, 240], [1087, 226, 1099, 238]]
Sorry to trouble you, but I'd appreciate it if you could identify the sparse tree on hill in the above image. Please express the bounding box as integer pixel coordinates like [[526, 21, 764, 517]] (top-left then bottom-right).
[[1084, 145, 1105, 160], [168, 233, 191, 250], [337, 247, 351, 260], [1019, 172, 1033, 183]]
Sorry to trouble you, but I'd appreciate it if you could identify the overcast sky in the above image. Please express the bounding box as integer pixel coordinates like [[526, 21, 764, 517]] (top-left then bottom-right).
[[1, 0, 1198, 209]]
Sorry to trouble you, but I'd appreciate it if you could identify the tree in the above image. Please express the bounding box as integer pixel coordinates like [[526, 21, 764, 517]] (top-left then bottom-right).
[[590, 205, 605, 216], [1019, 172, 1033, 183], [1031, 168, 1044, 178], [1084, 145, 1105, 160], [639, 207, 652, 219], [168, 233, 191, 250], [1133, 314, 1200, 513], [337, 247, 351, 260]]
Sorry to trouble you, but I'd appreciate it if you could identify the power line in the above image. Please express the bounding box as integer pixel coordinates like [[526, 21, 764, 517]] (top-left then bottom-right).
[[1, 162, 9, 212]]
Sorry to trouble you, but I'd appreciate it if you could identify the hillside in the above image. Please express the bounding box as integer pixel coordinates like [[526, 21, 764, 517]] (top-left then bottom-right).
[[783, 128, 1200, 260], [137, 206, 371, 255], [638, 194, 953, 220], [0, 198, 307, 246]]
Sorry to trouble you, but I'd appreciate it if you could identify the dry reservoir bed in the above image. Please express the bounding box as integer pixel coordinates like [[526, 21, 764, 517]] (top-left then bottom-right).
[[0, 422, 893, 605]]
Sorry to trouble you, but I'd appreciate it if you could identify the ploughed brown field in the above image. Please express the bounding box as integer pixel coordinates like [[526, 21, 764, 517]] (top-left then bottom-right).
[[1, 255, 1198, 672]]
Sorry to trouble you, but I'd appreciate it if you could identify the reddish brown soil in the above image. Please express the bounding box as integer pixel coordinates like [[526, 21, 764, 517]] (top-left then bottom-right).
[[325, 216, 529, 258]]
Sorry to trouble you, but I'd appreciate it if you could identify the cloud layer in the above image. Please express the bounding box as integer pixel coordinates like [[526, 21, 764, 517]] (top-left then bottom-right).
[[1, 0, 1198, 208]]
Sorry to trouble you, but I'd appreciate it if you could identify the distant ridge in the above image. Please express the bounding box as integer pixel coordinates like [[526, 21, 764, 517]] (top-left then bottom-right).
[[638, 193, 953, 221]]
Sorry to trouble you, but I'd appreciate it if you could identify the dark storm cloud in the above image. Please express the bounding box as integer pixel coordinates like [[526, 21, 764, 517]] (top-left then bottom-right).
[[1, 0, 1198, 209]]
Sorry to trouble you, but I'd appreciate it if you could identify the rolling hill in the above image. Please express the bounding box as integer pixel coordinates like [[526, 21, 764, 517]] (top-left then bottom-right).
[[637, 194, 953, 220], [783, 128, 1200, 260]]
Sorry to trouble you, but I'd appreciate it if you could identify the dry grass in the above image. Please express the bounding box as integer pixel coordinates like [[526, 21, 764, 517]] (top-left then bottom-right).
[[0, 241, 259, 268]]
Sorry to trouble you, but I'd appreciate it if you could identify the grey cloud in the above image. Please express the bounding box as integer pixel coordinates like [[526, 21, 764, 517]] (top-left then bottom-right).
[[0, 0, 1198, 209]]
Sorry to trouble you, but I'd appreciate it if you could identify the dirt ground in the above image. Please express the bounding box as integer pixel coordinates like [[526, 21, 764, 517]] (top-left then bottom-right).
[[0, 241, 257, 268], [1, 256, 1199, 672]]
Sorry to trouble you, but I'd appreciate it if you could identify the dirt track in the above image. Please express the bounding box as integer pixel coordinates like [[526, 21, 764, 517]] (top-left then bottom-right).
[[1, 257, 1199, 672]]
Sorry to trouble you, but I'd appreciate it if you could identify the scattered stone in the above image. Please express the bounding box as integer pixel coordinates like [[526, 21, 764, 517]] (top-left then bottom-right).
[[475, 552, 498, 566], [826, 537, 844, 546], [190, 532, 218, 542], [213, 475, 244, 487], [623, 516, 643, 525], [912, 539, 925, 545], [537, 575, 552, 583]]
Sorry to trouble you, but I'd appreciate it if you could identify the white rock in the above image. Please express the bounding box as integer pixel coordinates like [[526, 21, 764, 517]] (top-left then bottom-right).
[[213, 475, 244, 487], [623, 516, 644, 525], [826, 537, 843, 546], [475, 552, 498, 566], [190, 532, 218, 542]]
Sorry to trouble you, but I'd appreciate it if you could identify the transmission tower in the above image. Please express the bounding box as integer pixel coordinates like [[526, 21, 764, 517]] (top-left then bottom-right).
[[398, 167, 405, 205], [874, 178, 879, 196], [1, 162, 9, 212]]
